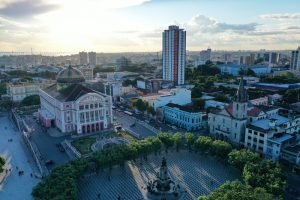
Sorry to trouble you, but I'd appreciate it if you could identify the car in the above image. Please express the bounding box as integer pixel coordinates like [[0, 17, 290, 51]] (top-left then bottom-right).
[[129, 123, 136, 127], [45, 160, 54, 165]]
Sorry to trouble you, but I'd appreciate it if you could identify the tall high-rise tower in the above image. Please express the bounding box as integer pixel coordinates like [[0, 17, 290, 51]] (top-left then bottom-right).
[[79, 51, 88, 66], [88, 51, 97, 67], [291, 47, 300, 71], [162, 25, 186, 85]]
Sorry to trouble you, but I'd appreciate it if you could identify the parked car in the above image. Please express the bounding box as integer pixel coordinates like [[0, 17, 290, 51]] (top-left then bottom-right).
[[45, 160, 54, 165]]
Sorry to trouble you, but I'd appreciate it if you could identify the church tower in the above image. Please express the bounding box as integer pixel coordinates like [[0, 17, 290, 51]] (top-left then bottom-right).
[[232, 76, 248, 119]]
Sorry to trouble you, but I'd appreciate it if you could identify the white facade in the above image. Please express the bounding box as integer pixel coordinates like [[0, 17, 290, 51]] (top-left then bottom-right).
[[141, 88, 191, 110], [250, 97, 268, 106], [39, 88, 112, 135], [164, 104, 207, 131], [7, 81, 54, 102], [291, 47, 300, 71], [79, 66, 94, 80], [245, 115, 300, 161], [162, 25, 186, 85]]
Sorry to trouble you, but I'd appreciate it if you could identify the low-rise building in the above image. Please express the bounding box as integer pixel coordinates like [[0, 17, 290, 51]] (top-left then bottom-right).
[[163, 103, 207, 131], [250, 96, 268, 106], [78, 66, 93, 80], [141, 87, 191, 110], [245, 115, 300, 160], [280, 144, 300, 168], [7, 80, 55, 102]]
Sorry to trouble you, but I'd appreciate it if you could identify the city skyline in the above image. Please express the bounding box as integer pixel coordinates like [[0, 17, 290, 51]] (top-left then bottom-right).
[[0, 0, 300, 52]]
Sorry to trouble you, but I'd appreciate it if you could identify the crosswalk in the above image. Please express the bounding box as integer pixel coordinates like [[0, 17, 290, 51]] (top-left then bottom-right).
[[78, 150, 240, 200]]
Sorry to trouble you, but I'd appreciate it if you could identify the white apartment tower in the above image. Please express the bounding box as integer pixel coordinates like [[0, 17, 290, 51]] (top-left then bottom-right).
[[79, 51, 88, 66], [163, 25, 186, 85], [291, 47, 300, 70], [88, 51, 97, 67]]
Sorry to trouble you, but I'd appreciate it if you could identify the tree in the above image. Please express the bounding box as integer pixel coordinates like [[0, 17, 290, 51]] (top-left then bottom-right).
[[193, 99, 205, 109], [191, 87, 203, 98], [283, 89, 300, 104], [198, 181, 273, 200], [210, 140, 232, 158], [243, 159, 287, 197], [214, 94, 229, 103], [0, 156, 5, 173], [158, 133, 174, 149], [173, 132, 182, 152], [246, 68, 256, 76], [195, 136, 213, 153], [228, 149, 260, 171], [135, 99, 147, 113], [22, 95, 40, 106], [147, 106, 156, 116], [184, 132, 194, 150], [0, 100, 12, 110], [0, 83, 6, 95]]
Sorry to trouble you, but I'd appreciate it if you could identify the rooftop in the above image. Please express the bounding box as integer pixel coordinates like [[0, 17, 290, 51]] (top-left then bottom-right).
[[249, 115, 289, 131], [268, 134, 294, 144], [165, 103, 204, 113], [42, 84, 106, 102]]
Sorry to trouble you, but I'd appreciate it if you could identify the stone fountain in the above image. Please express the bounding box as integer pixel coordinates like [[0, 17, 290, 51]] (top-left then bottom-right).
[[145, 157, 185, 200]]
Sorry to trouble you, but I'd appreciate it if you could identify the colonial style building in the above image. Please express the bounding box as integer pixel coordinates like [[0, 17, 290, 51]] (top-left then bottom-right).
[[163, 103, 207, 131], [38, 66, 112, 135], [245, 114, 300, 161], [208, 77, 248, 145], [6, 80, 54, 102]]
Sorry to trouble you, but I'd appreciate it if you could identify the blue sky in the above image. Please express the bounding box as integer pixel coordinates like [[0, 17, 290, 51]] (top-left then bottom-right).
[[0, 0, 300, 52]]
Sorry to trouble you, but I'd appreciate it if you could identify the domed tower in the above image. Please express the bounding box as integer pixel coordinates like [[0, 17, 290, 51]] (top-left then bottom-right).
[[56, 66, 85, 90], [232, 75, 248, 119]]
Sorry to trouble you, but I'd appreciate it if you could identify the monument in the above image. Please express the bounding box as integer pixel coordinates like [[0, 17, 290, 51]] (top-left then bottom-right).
[[146, 157, 185, 200]]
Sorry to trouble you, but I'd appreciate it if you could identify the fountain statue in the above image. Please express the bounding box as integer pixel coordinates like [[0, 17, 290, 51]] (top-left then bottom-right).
[[145, 157, 185, 200]]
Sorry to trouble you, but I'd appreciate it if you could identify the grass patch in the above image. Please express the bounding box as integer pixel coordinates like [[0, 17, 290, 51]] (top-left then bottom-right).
[[71, 131, 136, 154], [71, 137, 96, 155]]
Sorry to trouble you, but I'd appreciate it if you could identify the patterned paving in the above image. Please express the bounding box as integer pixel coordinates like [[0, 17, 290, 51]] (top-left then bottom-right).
[[78, 150, 240, 200]]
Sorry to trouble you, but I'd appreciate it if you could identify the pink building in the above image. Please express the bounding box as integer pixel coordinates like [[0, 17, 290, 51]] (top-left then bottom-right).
[[39, 66, 112, 135]]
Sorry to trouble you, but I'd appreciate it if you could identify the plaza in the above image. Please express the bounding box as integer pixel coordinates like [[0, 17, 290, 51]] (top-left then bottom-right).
[[78, 150, 240, 200], [0, 115, 40, 200]]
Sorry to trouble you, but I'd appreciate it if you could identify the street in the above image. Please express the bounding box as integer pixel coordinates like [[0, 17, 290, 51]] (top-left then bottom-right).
[[24, 115, 71, 171], [113, 110, 157, 138]]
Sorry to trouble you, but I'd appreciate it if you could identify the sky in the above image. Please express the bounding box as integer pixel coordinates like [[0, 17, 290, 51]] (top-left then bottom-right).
[[0, 0, 300, 52]]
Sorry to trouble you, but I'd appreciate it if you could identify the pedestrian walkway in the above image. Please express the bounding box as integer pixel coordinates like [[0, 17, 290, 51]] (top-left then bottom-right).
[[0, 116, 40, 200], [78, 150, 241, 200]]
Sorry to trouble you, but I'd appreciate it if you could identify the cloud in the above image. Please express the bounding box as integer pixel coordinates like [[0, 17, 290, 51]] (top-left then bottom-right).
[[0, 0, 59, 19], [260, 13, 300, 20], [287, 26, 300, 30], [185, 15, 259, 34]]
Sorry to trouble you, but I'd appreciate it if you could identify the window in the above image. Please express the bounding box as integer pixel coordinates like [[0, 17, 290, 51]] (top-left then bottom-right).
[[259, 140, 264, 144], [85, 105, 89, 109], [95, 104, 98, 108], [79, 105, 84, 110], [258, 147, 263, 151], [90, 104, 94, 109], [259, 133, 264, 137]]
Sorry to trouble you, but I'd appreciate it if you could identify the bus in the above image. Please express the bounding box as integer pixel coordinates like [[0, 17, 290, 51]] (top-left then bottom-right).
[[124, 111, 133, 116]]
